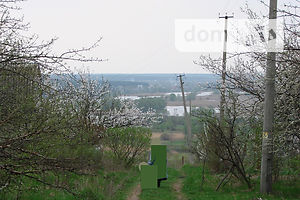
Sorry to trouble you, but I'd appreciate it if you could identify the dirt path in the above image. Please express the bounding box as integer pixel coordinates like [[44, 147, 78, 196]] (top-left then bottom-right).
[[127, 183, 141, 200], [173, 178, 186, 200]]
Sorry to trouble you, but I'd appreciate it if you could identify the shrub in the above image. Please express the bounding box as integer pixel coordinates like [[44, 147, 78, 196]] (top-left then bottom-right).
[[160, 133, 170, 141], [104, 127, 151, 167]]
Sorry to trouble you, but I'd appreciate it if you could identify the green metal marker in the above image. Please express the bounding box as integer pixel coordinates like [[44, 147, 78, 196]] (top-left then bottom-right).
[[151, 145, 167, 187], [141, 145, 167, 189], [141, 165, 157, 189]]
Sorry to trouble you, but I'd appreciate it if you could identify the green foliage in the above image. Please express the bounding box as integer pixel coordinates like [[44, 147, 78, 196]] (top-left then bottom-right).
[[152, 116, 185, 132], [104, 127, 152, 167], [135, 97, 166, 113], [152, 116, 202, 135], [168, 94, 177, 101], [191, 116, 203, 135], [192, 106, 261, 187], [279, 155, 300, 177], [77, 188, 103, 200]]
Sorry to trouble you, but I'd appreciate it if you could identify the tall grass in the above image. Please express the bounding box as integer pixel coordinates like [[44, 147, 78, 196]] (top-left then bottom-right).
[[182, 165, 300, 200], [0, 168, 139, 200]]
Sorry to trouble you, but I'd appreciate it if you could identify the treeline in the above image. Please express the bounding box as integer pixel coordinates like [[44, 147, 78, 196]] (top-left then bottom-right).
[[152, 116, 203, 135], [92, 74, 219, 95]]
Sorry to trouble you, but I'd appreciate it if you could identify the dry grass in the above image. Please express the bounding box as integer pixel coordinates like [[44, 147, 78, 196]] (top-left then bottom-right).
[[170, 132, 185, 140], [151, 132, 162, 139], [151, 131, 195, 168]]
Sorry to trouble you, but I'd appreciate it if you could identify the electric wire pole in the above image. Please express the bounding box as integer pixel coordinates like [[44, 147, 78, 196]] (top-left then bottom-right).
[[219, 13, 233, 123], [178, 74, 192, 147], [260, 0, 278, 194]]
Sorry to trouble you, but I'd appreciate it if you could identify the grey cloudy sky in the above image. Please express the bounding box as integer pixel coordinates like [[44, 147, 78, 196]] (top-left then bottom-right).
[[20, 0, 269, 74]]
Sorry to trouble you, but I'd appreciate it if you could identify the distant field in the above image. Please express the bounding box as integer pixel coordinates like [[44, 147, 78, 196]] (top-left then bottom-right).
[[151, 132, 162, 145], [151, 132, 185, 140], [151, 132, 195, 168], [170, 132, 184, 140]]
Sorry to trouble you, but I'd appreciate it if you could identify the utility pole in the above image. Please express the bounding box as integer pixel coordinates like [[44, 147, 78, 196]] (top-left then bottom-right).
[[219, 13, 233, 122], [189, 98, 192, 116], [260, 0, 277, 194], [178, 74, 192, 146]]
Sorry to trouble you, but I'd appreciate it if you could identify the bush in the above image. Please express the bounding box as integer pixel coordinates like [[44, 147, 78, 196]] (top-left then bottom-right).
[[104, 127, 151, 167], [160, 133, 170, 141], [169, 93, 177, 101]]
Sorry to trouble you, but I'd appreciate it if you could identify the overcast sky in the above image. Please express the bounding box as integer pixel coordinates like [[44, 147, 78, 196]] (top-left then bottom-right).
[[19, 0, 271, 74]]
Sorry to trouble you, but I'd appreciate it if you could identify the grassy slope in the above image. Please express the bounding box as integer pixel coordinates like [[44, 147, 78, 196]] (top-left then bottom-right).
[[138, 165, 300, 200], [2, 165, 299, 200], [182, 165, 300, 200], [0, 168, 139, 200]]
